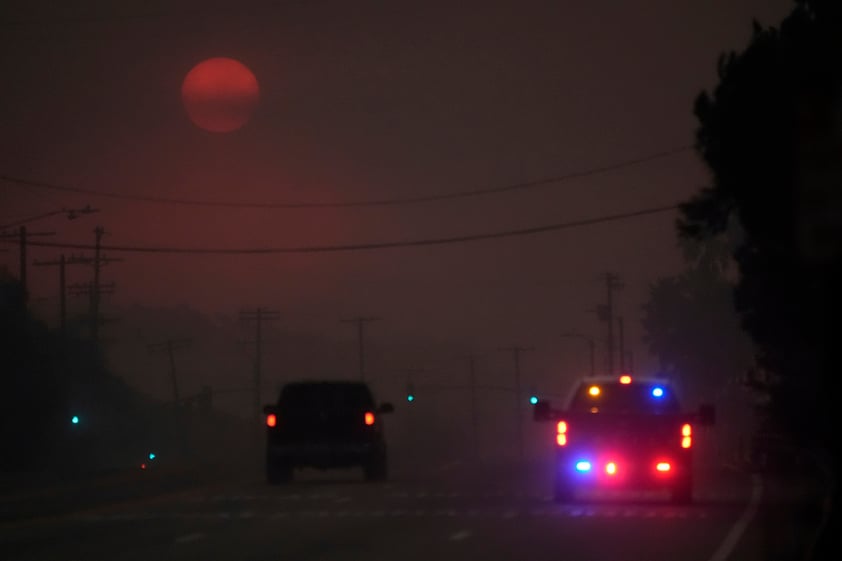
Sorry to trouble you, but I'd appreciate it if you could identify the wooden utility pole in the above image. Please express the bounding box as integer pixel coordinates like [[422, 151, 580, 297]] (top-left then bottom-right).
[[601, 273, 623, 376], [340, 316, 381, 381], [466, 355, 480, 460], [148, 339, 192, 404], [241, 308, 280, 422], [33, 254, 94, 335], [618, 316, 625, 372], [499, 345, 534, 461], [0, 227, 55, 304]]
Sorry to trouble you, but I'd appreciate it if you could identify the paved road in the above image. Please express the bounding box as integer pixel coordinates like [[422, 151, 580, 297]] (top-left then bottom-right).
[[1, 458, 774, 561]]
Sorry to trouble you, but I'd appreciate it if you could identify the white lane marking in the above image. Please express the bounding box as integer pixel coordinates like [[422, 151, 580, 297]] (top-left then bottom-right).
[[707, 474, 763, 561], [175, 533, 205, 544], [450, 530, 472, 542]]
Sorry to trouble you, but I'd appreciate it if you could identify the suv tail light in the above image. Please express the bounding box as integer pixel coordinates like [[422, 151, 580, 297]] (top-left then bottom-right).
[[364, 411, 375, 426], [681, 423, 692, 448], [556, 420, 568, 446], [266, 413, 277, 427]]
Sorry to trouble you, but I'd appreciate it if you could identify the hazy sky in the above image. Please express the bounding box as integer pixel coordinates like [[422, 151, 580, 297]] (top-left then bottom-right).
[[1, 1, 793, 393]]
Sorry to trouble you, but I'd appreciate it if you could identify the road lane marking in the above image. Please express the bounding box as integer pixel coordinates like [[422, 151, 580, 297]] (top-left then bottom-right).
[[707, 474, 763, 561], [450, 530, 472, 542], [175, 533, 205, 544]]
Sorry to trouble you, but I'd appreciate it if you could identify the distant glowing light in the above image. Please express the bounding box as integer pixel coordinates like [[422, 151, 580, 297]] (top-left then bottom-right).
[[590, 407, 599, 414], [656, 462, 671, 472], [556, 434, 567, 446], [619, 375, 632, 384], [148, 453, 156, 461], [605, 462, 618, 475], [140, 463, 147, 470], [682, 436, 692, 449], [529, 396, 539, 405], [651, 387, 665, 398], [588, 385, 601, 396], [266, 413, 277, 427], [71, 415, 79, 425], [407, 394, 415, 402], [181, 57, 260, 133], [681, 424, 692, 437], [364, 412, 375, 426], [575, 461, 592, 472]]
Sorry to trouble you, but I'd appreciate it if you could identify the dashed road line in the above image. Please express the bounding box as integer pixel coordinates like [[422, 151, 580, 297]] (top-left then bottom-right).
[[174, 532, 205, 544], [450, 530, 472, 542]]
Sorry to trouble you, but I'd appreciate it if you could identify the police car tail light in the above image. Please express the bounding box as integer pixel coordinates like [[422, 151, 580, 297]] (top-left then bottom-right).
[[266, 413, 277, 428], [681, 423, 692, 448], [556, 420, 568, 446], [364, 411, 375, 426]]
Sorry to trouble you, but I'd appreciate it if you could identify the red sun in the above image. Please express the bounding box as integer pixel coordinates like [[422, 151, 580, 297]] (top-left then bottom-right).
[[181, 57, 260, 133]]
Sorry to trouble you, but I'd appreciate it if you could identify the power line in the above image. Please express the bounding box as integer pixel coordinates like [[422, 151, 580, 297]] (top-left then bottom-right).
[[1, 203, 681, 256], [0, 146, 691, 210]]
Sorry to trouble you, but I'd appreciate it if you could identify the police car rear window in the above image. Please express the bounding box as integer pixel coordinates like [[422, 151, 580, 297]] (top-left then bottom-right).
[[569, 382, 680, 414], [279, 383, 375, 409]]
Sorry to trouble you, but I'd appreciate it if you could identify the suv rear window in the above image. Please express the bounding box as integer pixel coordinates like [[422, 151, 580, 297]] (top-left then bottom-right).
[[278, 382, 375, 410], [568, 382, 681, 414]]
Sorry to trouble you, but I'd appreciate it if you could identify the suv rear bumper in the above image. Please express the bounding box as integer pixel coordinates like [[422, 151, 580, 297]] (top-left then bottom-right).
[[268, 441, 383, 469]]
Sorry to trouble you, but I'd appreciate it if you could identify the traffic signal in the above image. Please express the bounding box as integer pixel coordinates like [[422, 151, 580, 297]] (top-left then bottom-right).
[[148, 452, 157, 461], [71, 415, 80, 425], [529, 395, 539, 405], [406, 383, 415, 402]]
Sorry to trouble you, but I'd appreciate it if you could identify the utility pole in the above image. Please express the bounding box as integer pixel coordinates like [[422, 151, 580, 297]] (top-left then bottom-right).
[[340, 316, 380, 381], [148, 339, 192, 404], [618, 316, 625, 372], [33, 254, 94, 336], [65, 228, 122, 341], [499, 345, 534, 461], [241, 308, 280, 423], [600, 273, 623, 376], [0, 227, 55, 304], [91, 226, 104, 341], [625, 350, 634, 373], [466, 355, 480, 461]]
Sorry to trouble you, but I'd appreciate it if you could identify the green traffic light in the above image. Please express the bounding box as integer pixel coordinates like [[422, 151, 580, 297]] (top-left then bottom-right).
[[529, 396, 538, 405], [407, 395, 415, 402], [71, 415, 79, 425]]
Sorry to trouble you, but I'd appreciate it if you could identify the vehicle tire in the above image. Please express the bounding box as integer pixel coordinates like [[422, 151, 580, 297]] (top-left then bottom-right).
[[266, 459, 293, 485], [671, 475, 693, 505], [364, 453, 388, 482], [553, 476, 574, 503]]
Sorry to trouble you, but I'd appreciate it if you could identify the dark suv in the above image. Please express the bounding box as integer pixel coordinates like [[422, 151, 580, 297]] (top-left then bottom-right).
[[263, 381, 394, 483]]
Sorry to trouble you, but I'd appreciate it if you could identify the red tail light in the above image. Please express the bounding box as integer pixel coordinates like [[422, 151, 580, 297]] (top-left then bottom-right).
[[266, 413, 277, 427], [364, 411, 375, 426], [681, 423, 692, 448], [605, 461, 618, 475], [656, 462, 671, 472], [556, 420, 568, 446]]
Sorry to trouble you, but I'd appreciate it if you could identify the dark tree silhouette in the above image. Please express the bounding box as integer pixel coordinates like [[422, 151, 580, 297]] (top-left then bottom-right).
[[642, 235, 753, 401], [680, 3, 841, 555]]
